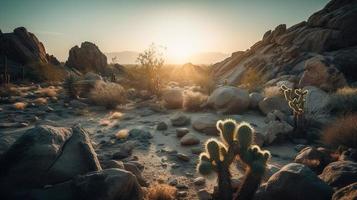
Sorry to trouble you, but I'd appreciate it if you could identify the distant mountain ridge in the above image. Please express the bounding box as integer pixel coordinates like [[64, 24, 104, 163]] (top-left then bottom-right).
[[105, 51, 229, 65]]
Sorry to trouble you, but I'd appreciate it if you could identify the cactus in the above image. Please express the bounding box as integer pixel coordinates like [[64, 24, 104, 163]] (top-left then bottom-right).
[[280, 84, 308, 137], [63, 74, 80, 99], [197, 119, 270, 200]]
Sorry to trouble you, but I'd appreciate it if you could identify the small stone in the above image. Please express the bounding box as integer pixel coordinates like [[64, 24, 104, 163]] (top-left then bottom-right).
[[177, 191, 188, 197], [156, 121, 168, 130], [176, 153, 190, 162], [191, 147, 202, 155], [176, 128, 189, 137], [168, 178, 178, 186], [176, 184, 189, 190], [180, 133, 200, 146], [198, 189, 211, 200], [194, 177, 206, 186], [170, 112, 190, 127]]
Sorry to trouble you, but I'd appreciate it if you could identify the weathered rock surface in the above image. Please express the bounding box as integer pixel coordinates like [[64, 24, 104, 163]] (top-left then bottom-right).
[[66, 41, 107, 73], [254, 163, 333, 200], [319, 161, 357, 190], [207, 86, 250, 114], [0, 125, 101, 196], [162, 88, 184, 109], [294, 147, 334, 173], [212, 0, 357, 89], [332, 182, 357, 200]]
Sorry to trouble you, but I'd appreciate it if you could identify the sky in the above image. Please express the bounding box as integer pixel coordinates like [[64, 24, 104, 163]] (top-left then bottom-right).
[[0, 0, 330, 63]]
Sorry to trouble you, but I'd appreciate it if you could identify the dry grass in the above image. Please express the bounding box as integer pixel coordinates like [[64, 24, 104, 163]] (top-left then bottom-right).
[[109, 112, 123, 119], [239, 67, 265, 91], [0, 85, 22, 97], [327, 86, 357, 115], [13, 102, 27, 110], [263, 86, 283, 98], [26, 62, 66, 82], [37, 87, 58, 97], [33, 97, 48, 105], [322, 115, 357, 149], [145, 183, 177, 200], [89, 81, 126, 109], [183, 90, 207, 111], [63, 74, 81, 99]]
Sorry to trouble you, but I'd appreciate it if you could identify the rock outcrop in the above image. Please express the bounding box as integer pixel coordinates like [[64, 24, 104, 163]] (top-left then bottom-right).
[[66, 41, 107, 73], [212, 0, 357, 91]]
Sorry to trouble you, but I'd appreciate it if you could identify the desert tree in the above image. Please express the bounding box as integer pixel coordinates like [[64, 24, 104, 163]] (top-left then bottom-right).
[[136, 43, 165, 96]]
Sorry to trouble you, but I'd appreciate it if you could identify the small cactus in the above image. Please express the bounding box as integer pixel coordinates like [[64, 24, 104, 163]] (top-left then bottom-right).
[[197, 119, 270, 200], [63, 74, 80, 99]]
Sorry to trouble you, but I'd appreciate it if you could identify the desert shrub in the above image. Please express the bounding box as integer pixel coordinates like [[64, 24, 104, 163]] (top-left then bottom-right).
[[13, 102, 27, 110], [183, 90, 207, 111], [322, 115, 357, 149], [136, 43, 164, 96], [327, 87, 357, 115], [63, 74, 81, 99], [33, 97, 48, 105], [37, 87, 58, 97], [239, 68, 266, 92], [26, 62, 66, 82], [145, 183, 176, 200], [89, 80, 126, 109], [263, 86, 283, 98]]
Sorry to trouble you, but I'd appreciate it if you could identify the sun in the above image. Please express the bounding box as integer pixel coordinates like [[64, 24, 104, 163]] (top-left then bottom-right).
[[167, 41, 195, 64]]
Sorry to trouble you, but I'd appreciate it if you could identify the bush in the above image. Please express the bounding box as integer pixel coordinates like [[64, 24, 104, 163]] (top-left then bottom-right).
[[145, 183, 176, 200], [13, 102, 27, 110], [37, 87, 58, 97], [89, 80, 126, 109], [26, 62, 66, 82], [239, 67, 266, 92], [183, 91, 207, 111], [327, 87, 357, 115], [63, 74, 80, 99], [0, 84, 22, 97], [322, 115, 357, 149]]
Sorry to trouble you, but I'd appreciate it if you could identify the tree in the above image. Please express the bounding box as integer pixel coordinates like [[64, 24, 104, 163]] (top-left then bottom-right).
[[136, 43, 165, 96]]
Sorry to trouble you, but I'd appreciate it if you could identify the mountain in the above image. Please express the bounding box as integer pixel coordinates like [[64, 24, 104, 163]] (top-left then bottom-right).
[[105, 51, 229, 65], [212, 0, 357, 92]]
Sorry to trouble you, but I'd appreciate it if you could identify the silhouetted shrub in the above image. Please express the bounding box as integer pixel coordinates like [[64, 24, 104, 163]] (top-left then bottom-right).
[[63, 74, 80, 99], [327, 87, 357, 115], [145, 183, 176, 200], [89, 80, 126, 109], [183, 90, 207, 111], [26, 62, 66, 82], [322, 115, 357, 149]]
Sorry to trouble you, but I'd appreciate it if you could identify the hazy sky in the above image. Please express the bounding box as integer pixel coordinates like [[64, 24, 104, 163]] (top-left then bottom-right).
[[1, 0, 329, 62]]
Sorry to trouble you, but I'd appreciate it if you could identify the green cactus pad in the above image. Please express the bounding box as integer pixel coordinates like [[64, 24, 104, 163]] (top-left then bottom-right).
[[217, 119, 237, 145], [236, 122, 253, 151], [197, 160, 215, 176], [206, 139, 221, 162]]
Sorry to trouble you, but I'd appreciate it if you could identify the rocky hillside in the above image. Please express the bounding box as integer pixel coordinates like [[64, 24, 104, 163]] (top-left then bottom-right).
[[212, 0, 357, 91]]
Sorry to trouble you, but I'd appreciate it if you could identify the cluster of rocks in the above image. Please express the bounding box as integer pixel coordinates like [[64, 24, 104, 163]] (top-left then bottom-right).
[[0, 125, 143, 200], [212, 0, 357, 91]]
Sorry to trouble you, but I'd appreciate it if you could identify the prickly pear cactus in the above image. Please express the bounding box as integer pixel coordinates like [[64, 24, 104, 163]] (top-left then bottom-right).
[[197, 119, 270, 200]]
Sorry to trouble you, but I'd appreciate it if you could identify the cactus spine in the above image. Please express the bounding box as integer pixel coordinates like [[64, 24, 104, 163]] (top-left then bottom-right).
[[197, 119, 270, 200]]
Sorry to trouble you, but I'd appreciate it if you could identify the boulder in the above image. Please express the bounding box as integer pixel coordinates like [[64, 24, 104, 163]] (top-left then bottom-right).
[[207, 86, 250, 114], [73, 169, 143, 200], [156, 121, 168, 131], [0, 125, 101, 193], [299, 56, 347, 91], [249, 92, 264, 109], [319, 161, 357, 190], [192, 113, 220, 135], [332, 182, 357, 200], [259, 96, 291, 115], [66, 41, 107, 73], [123, 162, 148, 187], [294, 147, 334, 173], [263, 119, 293, 144], [303, 86, 330, 114], [162, 88, 184, 109], [254, 163, 333, 200]]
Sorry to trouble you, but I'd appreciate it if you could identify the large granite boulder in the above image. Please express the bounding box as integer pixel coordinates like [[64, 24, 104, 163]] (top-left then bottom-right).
[[255, 163, 333, 200], [0, 125, 101, 195], [66, 41, 107, 73], [207, 86, 250, 114], [332, 182, 357, 200], [319, 161, 357, 190]]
